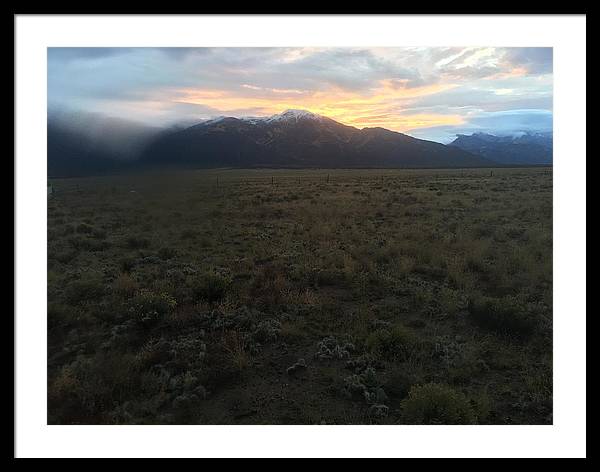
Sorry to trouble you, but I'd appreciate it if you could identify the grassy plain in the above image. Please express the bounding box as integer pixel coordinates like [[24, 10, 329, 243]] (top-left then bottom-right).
[[47, 167, 552, 424]]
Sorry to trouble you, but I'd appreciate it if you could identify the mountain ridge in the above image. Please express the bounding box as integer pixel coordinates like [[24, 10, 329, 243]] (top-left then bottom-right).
[[47, 109, 553, 177], [140, 109, 492, 171], [449, 131, 552, 166]]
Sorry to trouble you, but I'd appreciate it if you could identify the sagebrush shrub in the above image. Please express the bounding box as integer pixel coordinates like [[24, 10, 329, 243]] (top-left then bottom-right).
[[63, 278, 106, 304], [365, 325, 416, 361], [384, 370, 414, 400], [192, 273, 230, 303], [401, 383, 476, 424], [48, 352, 140, 423], [468, 295, 538, 337], [113, 273, 139, 298], [129, 290, 176, 326]]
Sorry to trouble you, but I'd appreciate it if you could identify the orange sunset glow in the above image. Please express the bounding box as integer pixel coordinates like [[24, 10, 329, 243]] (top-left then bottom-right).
[[48, 47, 553, 143]]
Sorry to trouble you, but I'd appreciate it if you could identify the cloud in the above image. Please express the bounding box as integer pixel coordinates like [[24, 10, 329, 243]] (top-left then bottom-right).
[[407, 109, 553, 143], [469, 109, 553, 131], [48, 47, 134, 62], [503, 47, 553, 74], [47, 47, 553, 140], [48, 107, 161, 159]]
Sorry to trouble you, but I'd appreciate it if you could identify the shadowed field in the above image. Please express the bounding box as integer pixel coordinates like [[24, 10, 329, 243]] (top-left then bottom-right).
[[47, 167, 552, 424]]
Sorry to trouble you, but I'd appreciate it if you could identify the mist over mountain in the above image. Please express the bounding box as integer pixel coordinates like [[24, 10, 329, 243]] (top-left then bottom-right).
[[449, 131, 553, 166], [47, 110, 163, 177], [48, 109, 556, 177]]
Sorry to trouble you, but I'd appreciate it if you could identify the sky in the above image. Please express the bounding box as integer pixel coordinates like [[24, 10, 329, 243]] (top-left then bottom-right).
[[48, 47, 553, 143]]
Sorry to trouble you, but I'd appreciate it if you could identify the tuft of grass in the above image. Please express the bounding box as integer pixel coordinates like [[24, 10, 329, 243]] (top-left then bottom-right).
[[401, 383, 476, 424], [222, 331, 251, 372]]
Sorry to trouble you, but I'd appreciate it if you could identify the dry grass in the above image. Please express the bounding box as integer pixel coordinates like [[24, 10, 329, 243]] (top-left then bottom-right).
[[47, 168, 552, 425]]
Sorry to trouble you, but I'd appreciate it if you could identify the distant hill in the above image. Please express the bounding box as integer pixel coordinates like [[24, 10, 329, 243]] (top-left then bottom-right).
[[140, 109, 492, 170], [449, 131, 552, 166]]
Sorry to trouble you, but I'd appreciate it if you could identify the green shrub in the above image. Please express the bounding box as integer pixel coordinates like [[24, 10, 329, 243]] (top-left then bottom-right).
[[365, 325, 416, 361], [129, 290, 176, 326], [192, 273, 230, 303], [48, 352, 139, 422], [135, 339, 173, 369], [63, 278, 106, 304], [468, 295, 538, 337], [384, 370, 414, 400], [401, 383, 476, 424]]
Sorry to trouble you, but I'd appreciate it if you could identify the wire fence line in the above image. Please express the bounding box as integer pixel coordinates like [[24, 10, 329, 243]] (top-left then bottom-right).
[[49, 167, 551, 196]]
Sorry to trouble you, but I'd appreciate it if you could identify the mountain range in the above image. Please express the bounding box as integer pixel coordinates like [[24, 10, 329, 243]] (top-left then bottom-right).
[[449, 131, 553, 166], [47, 109, 552, 177], [141, 109, 491, 170]]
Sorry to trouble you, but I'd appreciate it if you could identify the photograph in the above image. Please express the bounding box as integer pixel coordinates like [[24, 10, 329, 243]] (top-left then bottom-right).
[[46, 46, 554, 426], [14, 14, 586, 458]]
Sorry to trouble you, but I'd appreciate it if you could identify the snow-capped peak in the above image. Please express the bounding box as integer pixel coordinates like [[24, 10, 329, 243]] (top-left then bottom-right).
[[198, 109, 324, 127], [239, 116, 266, 124], [265, 109, 323, 123]]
